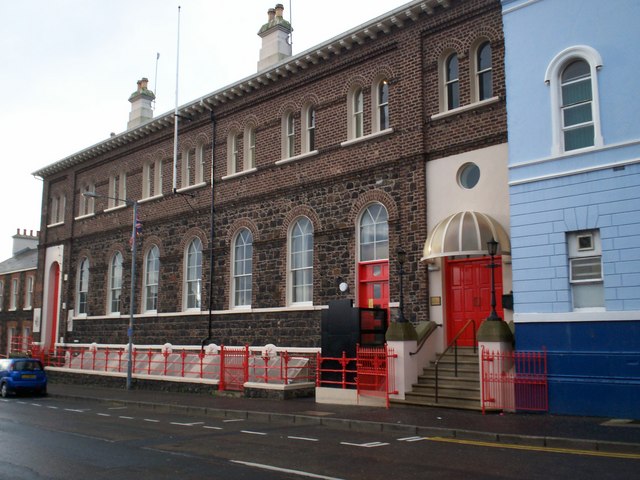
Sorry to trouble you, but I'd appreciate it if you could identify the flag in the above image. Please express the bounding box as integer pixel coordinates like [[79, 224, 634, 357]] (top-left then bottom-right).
[[129, 213, 142, 250]]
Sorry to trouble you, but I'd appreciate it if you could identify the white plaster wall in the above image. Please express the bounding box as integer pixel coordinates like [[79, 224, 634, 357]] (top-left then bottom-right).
[[41, 244, 64, 347]]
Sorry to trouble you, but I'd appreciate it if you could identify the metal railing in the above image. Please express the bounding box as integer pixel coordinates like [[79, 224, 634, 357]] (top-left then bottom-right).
[[481, 346, 548, 413], [434, 319, 477, 403]]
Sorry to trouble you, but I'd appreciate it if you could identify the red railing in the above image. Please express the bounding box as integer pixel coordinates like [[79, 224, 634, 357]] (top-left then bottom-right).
[[316, 344, 396, 408], [11, 340, 317, 392], [481, 346, 548, 414]]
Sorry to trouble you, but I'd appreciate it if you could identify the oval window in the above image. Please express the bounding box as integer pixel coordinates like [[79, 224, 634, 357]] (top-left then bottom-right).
[[458, 163, 480, 189]]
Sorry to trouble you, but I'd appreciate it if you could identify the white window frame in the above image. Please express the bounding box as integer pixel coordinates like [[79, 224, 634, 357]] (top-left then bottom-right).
[[282, 112, 296, 159], [359, 203, 390, 262], [473, 40, 492, 102], [77, 257, 89, 316], [24, 275, 34, 310], [184, 238, 202, 311], [143, 245, 160, 313], [9, 278, 18, 311], [108, 252, 123, 315], [373, 78, 390, 133], [108, 171, 127, 209], [79, 184, 94, 217], [545, 45, 603, 155], [227, 131, 239, 175], [567, 230, 604, 312], [348, 88, 364, 140], [231, 229, 253, 309], [302, 106, 316, 154], [143, 159, 163, 199], [444, 52, 460, 111], [288, 217, 314, 306], [244, 126, 256, 170], [195, 142, 206, 184], [49, 194, 66, 225]]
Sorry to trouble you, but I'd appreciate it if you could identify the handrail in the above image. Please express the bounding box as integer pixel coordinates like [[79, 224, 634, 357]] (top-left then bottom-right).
[[409, 322, 441, 356], [434, 319, 477, 403]]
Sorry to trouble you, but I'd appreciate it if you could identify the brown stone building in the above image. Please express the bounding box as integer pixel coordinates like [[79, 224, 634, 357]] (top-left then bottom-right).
[[0, 230, 39, 355], [32, 0, 509, 353]]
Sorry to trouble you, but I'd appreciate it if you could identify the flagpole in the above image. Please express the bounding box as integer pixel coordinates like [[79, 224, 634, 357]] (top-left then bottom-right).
[[172, 6, 181, 193], [126, 199, 138, 390]]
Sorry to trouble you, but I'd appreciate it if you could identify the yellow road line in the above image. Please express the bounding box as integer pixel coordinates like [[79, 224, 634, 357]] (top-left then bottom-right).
[[426, 436, 640, 460]]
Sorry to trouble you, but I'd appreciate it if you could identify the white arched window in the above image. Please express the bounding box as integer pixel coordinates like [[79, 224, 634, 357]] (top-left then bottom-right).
[[375, 79, 390, 132], [232, 229, 253, 308], [108, 252, 123, 315], [244, 126, 256, 170], [227, 131, 240, 175], [77, 257, 89, 315], [184, 238, 202, 310], [143, 245, 160, 312], [475, 41, 492, 101], [445, 53, 460, 110], [545, 45, 603, 155], [289, 217, 313, 305], [302, 106, 316, 153], [359, 203, 389, 262]]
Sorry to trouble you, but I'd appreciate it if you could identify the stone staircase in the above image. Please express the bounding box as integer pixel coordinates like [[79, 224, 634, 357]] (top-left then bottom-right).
[[391, 347, 481, 410]]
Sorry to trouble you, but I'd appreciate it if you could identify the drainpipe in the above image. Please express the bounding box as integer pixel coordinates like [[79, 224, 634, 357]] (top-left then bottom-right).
[[200, 99, 216, 349]]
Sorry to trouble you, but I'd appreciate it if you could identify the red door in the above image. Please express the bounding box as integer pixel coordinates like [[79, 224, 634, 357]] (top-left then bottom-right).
[[445, 257, 503, 346], [358, 261, 389, 320]]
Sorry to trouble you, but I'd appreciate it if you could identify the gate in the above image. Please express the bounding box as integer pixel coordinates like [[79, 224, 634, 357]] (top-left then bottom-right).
[[356, 344, 397, 408], [219, 345, 248, 391], [481, 346, 548, 413]]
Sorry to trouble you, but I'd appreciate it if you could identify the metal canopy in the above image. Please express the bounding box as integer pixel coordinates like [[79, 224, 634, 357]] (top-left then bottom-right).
[[422, 211, 510, 260]]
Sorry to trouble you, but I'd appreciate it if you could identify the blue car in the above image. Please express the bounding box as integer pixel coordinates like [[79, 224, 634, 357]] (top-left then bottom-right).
[[0, 358, 47, 397]]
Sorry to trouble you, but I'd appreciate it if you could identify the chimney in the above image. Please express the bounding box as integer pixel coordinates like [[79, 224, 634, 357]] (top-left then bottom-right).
[[12, 228, 39, 256], [257, 4, 292, 72], [127, 77, 156, 130]]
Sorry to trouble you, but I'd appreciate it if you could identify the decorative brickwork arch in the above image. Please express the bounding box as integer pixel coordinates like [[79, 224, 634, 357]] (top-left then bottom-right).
[[371, 65, 395, 85], [180, 228, 208, 252], [431, 38, 466, 63], [342, 75, 368, 98], [194, 132, 210, 146], [299, 93, 320, 109], [141, 235, 165, 258], [242, 115, 259, 131], [226, 218, 260, 245], [349, 189, 398, 226], [464, 26, 503, 54], [280, 205, 321, 237], [221, 121, 243, 141], [277, 101, 300, 119]]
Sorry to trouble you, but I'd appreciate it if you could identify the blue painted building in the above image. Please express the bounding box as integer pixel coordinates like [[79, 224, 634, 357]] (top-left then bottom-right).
[[502, 0, 640, 417]]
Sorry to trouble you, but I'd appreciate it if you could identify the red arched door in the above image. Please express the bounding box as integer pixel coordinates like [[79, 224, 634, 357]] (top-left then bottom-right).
[[445, 256, 504, 346]]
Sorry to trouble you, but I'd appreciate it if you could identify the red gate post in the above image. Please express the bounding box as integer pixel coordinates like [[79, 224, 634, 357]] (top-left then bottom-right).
[[219, 345, 226, 391]]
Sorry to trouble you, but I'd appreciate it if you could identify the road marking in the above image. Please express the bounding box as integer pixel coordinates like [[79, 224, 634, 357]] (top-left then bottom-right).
[[119, 416, 134, 420], [427, 437, 640, 460], [97, 413, 111, 417], [47, 406, 59, 409], [288, 436, 319, 442], [30, 403, 42, 407], [64, 408, 86, 413], [171, 421, 205, 427], [340, 441, 389, 448], [144, 418, 160, 423], [223, 418, 245, 423], [203, 426, 223, 430], [231, 460, 345, 480], [108, 406, 127, 410], [397, 436, 426, 442], [241, 430, 268, 436]]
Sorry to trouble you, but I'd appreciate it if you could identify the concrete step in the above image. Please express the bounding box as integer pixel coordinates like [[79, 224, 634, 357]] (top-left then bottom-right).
[[414, 377, 479, 390], [396, 392, 481, 410]]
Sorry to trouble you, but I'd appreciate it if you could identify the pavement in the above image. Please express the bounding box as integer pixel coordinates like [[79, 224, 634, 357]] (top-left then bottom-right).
[[47, 381, 640, 455]]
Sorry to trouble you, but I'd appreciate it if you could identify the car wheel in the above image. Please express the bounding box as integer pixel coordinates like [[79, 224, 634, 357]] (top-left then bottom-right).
[[0, 383, 8, 398]]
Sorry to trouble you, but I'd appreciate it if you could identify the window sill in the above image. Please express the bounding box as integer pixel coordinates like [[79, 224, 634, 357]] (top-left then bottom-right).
[[340, 128, 393, 148], [275, 150, 319, 166], [176, 182, 207, 193], [138, 194, 164, 204], [430, 96, 500, 121], [47, 221, 65, 228], [222, 168, 257, 181]]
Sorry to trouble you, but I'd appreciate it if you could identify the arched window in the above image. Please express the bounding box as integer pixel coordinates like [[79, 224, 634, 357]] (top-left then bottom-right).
[[303, 106, 316, 153], [227, 131, 240, 175], [289, 217, 313, 304], [108, 252, 123, 314], [195, 142, 205, 184], [445, 53, 460, 110], [476, 41, 492, 101], [353, 88, 364, 138], [376, 79, 390, 131], [244, 127, 256, 169], [545, 45, 603, 155], [359, 203, 389, 262], [286, 112, 295, 158], [108, 170, 127, 208], [144, 245, 160, 312], [77, 257, 89, 315], [560, 60, 595, 151], [232, 229, 253, 308], [143, 158, 163, 199], [184, 238, 202, 310]]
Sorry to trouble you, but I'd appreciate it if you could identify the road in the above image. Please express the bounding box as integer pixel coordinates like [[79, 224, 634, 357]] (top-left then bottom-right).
[[0, 395, 638, 479]]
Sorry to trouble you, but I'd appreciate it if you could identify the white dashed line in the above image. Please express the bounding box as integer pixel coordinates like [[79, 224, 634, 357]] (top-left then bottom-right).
[[64, 408, 86, 413], [397, 436, 426, 442], [223, 418, 245, 423], [288, 436, 319, 442], [144, 418, 160, 423], [231, 460, 345, 480], [30, 403, 42, 407], [203, 426, 223, 430], [340, 441, 389, 448], [119, 416, 134, 420], [97, 413, 111, 417], [241, 430, 268, 436]]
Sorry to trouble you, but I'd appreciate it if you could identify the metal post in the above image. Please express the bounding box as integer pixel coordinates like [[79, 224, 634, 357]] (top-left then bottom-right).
[[486, 239, 502, 321], [127, 200, 138, 390], [397, 247, 407, 323]]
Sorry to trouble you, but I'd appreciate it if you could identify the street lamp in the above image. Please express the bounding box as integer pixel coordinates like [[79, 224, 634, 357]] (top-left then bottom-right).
[[397, 247, 407, 323], [83, 191, 138, 389], [486, 238, 502, 321]]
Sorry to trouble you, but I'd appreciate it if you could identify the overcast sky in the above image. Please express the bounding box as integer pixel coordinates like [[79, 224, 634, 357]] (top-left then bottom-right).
[[0, 0, 404, 259]]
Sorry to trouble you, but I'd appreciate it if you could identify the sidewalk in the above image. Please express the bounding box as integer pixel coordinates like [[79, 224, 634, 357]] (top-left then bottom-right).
[[47, 381, 640, 455]]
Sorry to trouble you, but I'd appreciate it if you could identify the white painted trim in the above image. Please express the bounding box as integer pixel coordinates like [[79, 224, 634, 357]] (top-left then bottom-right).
[[275, 150, 319, 165], [104, 204, 127, 213], [46, 221, 64, 228], [73, 213, 95, 221], [509, 156, 640, 186], [514, 311, 640, 323], [340, 128, 393, 148], [430, 96, 500, 121], [175, 181, 207, 194], [138, 194, 164, 204], [221, 167, 257, 181], [502, 0, 543, 15]]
